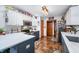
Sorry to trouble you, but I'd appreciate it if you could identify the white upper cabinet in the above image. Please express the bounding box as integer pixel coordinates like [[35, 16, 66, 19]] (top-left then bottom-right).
[[15, 11, 23, 26], [65, 6, 79, 25], [65, 9, 71, 25], [7, 10, 24, 25], [7, 10, 32, 26], [23, 14, 32, 22], [7, 10, 17, 25], [0, 6, 6, 28], [70, 6, 79, 25]]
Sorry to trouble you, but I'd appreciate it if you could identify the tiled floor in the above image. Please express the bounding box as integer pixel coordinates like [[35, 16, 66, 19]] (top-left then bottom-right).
[[35, 36, 63, 53]]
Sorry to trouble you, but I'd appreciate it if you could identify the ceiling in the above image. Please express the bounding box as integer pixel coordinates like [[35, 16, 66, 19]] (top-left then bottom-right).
[[12, 5, 71, 17]]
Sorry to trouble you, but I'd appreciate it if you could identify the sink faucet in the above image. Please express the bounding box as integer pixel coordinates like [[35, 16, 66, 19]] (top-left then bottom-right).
[[70, 26, 77, 34], [70, 25, 79, 34], [75, 30, 79, 34]]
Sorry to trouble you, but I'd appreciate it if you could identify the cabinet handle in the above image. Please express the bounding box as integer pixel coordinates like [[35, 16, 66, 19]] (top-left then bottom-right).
[[26, 44, 30, 49]]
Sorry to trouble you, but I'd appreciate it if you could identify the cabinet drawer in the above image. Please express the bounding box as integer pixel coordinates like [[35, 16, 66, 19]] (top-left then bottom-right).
[[17, 38, 34, 53]]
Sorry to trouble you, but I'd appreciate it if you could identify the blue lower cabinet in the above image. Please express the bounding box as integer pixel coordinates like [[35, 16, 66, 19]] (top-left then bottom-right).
[[0, 48, 10, 53], [34, 31, 39, 41], [10, 47, 17, 53], [61, 34, 69, 53], [10, 38, 34, 53], [17, 38, 34, 53]]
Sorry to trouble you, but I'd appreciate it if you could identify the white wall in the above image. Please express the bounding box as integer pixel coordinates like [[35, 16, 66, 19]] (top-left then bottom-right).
[[44, 19, 47, 36]]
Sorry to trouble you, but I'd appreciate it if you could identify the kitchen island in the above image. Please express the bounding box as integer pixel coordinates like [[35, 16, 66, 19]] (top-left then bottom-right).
[[61, 32, 79, 53], [0, 33, 35, 53]]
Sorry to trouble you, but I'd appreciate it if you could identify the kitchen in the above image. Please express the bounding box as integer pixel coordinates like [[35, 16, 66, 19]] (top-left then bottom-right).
[[0, 5, 79, 53], [0, 5, 39, 53]]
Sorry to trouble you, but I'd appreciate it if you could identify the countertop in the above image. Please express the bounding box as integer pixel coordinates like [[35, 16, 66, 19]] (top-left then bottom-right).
[[0, 32, 35, 51], [61, 32, 79, 53]]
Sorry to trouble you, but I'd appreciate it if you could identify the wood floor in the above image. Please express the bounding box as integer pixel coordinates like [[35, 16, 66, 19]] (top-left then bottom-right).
[[35, 36, 63, 53]]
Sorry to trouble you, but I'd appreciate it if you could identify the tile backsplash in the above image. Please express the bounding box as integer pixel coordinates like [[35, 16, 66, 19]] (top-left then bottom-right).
[[74, 26, 79, 34], [5, 25, 21, 34], [66, 25, 79, 34]]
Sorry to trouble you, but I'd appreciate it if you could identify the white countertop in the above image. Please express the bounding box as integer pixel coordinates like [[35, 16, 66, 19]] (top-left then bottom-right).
[[0, 33, 35, 51], [61, 32, 79, 53]]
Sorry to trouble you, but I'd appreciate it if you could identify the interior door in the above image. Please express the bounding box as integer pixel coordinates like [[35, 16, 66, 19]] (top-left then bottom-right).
[[47, 20, 53, 36]]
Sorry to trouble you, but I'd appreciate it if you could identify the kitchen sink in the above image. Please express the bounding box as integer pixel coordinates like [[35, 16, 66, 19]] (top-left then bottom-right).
[[66, 36, 79, 43]]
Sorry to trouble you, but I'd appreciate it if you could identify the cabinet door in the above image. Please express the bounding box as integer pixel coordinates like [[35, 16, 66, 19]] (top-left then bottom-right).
[[0, 11, 5, 28], [0, 6, 6, 28], [7, 10, 23, 25], [70, 6, 79, 25], [34, 31, 39, 41], [17, 38, 34, 53], [61, 35, 69, 53], [70, 6, 79, 17], [65, 6, 79, 25], [65, 9, 71, 25], [7, 11, 17, 25], [16, 12, 23, 25]]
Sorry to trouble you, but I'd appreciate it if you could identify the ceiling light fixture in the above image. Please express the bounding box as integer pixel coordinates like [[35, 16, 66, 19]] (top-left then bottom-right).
[[42, 5, 48, 16]]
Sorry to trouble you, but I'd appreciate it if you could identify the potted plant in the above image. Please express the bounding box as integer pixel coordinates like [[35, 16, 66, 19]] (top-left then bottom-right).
[[0, 28, 4, 35]]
